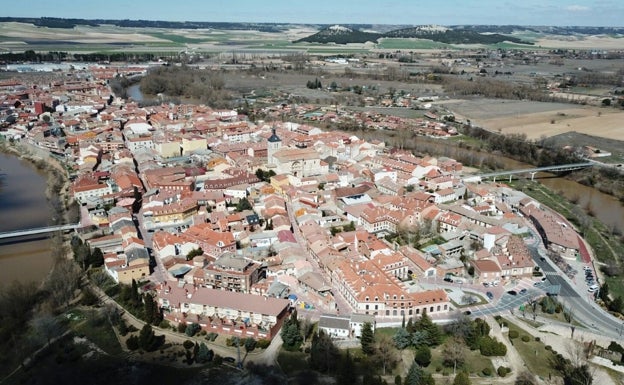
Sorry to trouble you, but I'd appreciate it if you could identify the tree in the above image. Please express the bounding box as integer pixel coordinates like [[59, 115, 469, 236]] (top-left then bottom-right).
[[442, 336, 466, 374], [416, 311, 441, 346], [196, 342, 213, 363], [186, 247, 204, 261], [375, 334, 398, 375], [244, 337, 257, 353], [30, 312, 64, 346], [411, 330, 428, 347], [46, 258, 82, 308], [185, 322, 201, 337], [281, 313, 303, 351], [360, 322, 376, 355], [310, 330, 339, 373], [337, 350, 357, 385], [89, 247, 104, 268], [393, 327, 411, 349], [235, 197, 252, 212], [414, 345, 432, 367], [453, 371, 471, 385], [126, 335, 139, 350], [138, 324, 163, 352], [515, 371, 536, 385], [405, 362, 435, 385], [143, 293, 162, 325]]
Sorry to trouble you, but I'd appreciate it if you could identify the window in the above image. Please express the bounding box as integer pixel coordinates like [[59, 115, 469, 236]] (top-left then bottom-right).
[[430, 306, 434, 312]]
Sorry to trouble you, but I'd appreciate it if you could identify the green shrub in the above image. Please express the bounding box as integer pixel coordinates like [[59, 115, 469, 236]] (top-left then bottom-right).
[[177, 323, 187, 334], [497, 366, 510, 377], [509, 330, 519, 339], [159, 320, 170, 329], [535, 337, 540, 342], [545, 345, 552, 351], [435, 366, 443, 373], [257, 338, 270, 349], [521, 335, 530, 342], [126, 335, 139, 350], [185, 323, 201, 337], [482, 367, 492, 376], [183, 340, 194, 350]]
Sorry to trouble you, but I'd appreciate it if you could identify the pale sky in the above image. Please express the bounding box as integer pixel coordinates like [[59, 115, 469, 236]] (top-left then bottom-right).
[[3, 0, 622, 27]]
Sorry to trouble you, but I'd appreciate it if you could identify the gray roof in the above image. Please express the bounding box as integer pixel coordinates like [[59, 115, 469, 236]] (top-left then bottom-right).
[[350, 313, 375, 324], [126, 247, 149, 262], [319, 314, 350, 330]]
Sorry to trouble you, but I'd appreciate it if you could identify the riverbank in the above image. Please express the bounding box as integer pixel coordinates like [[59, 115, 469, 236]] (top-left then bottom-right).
[[0, 140, 78, 226]]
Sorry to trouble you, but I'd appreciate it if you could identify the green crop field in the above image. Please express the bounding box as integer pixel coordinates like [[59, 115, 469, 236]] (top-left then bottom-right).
[[377, 38, 454, 50]]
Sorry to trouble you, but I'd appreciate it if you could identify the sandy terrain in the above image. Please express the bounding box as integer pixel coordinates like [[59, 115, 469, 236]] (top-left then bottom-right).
[[0, 22, 166, 44], [535, 35, 624, 49], [476, 108, 624, 141], [439, 99, 624, 141]]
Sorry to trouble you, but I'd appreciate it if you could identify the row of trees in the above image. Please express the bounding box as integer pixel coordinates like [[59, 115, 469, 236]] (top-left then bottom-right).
[[117, 279, 163, 326]]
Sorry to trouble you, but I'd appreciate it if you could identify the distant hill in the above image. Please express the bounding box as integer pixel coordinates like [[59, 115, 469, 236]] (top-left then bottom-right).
[[295, 25, 382, 44], [296, 24, 533, 45], [384, 27, 533, 45]]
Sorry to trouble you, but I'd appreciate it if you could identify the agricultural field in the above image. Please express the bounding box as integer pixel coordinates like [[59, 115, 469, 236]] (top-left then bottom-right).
[[438, 98, 624, 141]]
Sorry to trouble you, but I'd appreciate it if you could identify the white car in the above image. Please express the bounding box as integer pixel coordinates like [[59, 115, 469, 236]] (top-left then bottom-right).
[[588, 285, 599, 292]]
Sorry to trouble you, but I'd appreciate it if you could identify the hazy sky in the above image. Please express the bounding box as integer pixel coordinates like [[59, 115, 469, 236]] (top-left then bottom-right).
[[4, 0, 622, 27]]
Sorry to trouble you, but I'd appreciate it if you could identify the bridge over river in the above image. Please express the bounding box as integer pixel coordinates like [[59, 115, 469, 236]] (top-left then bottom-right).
[[463, 162, 593, 183], [0, 223, 80, 239]]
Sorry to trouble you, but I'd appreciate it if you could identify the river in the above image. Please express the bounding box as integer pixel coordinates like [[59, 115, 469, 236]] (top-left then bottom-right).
[[495, 157, 624, 234], [127, 83, 144, 102], [0, 152, 54, 286]]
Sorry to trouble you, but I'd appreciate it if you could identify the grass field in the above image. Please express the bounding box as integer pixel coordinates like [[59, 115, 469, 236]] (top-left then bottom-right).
[[377, 38, 454, 50], [502, 319, 558, 380]]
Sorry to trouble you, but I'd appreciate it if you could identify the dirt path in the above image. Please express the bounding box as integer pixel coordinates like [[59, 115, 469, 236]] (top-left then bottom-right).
[[485, 316, 524, 383], [509, 315, 618, 385]]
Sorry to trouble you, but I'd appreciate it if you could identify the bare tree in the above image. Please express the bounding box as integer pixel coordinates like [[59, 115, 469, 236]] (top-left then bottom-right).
[[30, 311, 64, 346], [374, 334, 398, 375], [442, 335, 466, 375], [46, 258, 82, 308]]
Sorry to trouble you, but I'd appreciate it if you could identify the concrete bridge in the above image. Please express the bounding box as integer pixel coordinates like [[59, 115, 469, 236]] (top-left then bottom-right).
[[463, 162, 593, 183], [0, 223, 80, 239]]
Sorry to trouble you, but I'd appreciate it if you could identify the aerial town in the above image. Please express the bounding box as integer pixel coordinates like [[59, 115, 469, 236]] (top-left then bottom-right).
[[0, 61, 596, 329], [1, 7, 624, 385]]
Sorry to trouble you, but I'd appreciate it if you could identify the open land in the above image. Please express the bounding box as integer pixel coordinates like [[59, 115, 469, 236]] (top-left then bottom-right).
[[439, 99, 624, 141]]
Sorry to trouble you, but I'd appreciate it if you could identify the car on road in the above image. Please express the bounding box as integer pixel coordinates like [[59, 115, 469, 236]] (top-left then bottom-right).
[[443, 277, 454, 283], [519, 288, 527, 294], [533, 281, 541, 286], [223, 357, 236, 364], [507, 290, 517, 296], [486, 291, 494, 300], [463, 310, 472, 315]]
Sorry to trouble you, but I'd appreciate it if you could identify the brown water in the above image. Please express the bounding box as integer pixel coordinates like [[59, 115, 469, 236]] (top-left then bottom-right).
[[0, 152, 53, 286], [496, 157, 624, 234]]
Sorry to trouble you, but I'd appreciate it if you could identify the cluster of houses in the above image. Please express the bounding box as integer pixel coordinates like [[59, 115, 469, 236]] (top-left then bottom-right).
[[0, 65, 583, 341]]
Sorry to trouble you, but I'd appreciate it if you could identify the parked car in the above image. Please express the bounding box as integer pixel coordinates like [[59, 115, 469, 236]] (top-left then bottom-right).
[[486, 291, 494, 300], [507, 290, 518, 296], [223, 357, 236, 364], [483, 282, 490, 287], [519, 288, 527, 294], [443, 277, 454, 283], [533, 281, 541, 286]]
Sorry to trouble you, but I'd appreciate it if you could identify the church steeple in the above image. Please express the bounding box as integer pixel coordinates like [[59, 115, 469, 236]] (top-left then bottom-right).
[[267, 126, 281, 166], [268, 127, 281, 143]]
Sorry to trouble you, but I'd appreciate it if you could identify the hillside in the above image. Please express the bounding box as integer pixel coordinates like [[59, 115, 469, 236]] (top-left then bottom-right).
[[295, 25, 382, 44], [296, 24, 534, 45], [384, 27, 533, 45]]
